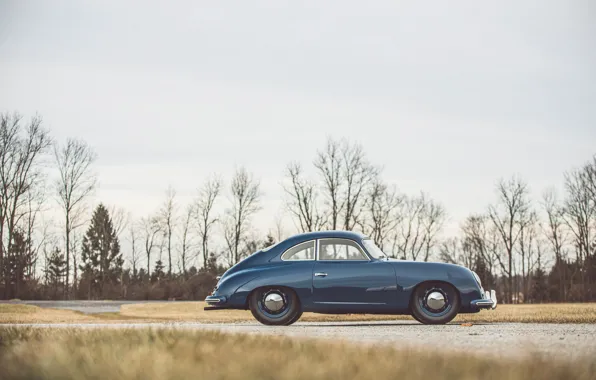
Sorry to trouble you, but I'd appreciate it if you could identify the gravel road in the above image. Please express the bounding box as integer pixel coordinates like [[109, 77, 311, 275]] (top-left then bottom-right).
[[3, 320, 595, 359], [2, 301, 595, 358]]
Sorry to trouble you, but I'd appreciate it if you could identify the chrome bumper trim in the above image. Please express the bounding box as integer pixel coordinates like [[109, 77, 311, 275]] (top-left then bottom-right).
[[471, 289, 497, 310], [205, 295, 227, 305]]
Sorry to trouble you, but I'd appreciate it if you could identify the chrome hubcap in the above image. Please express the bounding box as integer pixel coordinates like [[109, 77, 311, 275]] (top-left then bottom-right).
[[426, 291, 446, 310], [263, 292, 284, 312]]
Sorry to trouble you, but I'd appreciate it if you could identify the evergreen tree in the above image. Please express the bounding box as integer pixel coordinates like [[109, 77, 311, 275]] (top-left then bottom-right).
[[549, 258, 568, 302], [530, 267, 549, 303], [5, 229, 35, 298], [45, 247, 66, 297], [137, 268, 148, 283], [584, 255, 596, 302], [202, 252, 226, 276], [263, 234, 276, 248], [152, 259, 166, 283], [46, 248, 66, 285], [79, 204, 124, 299]]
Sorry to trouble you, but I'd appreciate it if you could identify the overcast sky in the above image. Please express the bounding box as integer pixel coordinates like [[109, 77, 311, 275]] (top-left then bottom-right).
[[1, 0, 595, 237]]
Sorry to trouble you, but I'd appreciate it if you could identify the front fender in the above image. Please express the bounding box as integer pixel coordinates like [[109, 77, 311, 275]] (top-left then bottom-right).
[[389, 261, 484, 312]]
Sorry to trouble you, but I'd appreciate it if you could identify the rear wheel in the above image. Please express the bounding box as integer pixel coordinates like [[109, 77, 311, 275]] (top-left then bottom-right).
[[249, 287, 301, 326], [411, 282, 460, 325]]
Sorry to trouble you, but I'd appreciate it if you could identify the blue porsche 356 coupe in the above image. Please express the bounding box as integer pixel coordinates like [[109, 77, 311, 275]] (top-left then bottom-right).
[[205, 231, 496, 325]]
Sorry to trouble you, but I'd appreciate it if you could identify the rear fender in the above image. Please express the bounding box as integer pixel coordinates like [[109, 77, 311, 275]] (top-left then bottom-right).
[[233, 262, 315, 309]]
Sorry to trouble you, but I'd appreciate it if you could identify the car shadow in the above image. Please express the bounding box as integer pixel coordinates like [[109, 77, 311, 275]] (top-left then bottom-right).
[[293, 322, 494, 327]]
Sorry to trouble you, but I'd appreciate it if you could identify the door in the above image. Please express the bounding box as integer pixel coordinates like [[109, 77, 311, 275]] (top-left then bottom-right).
[[312, 238, 397, 312]]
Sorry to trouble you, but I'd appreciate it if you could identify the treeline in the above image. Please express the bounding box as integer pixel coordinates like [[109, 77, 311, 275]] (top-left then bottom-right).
[[0, 111, 595, 302]]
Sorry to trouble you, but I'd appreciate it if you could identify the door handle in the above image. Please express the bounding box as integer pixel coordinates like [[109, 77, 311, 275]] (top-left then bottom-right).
[[314, 272, 328, 277]]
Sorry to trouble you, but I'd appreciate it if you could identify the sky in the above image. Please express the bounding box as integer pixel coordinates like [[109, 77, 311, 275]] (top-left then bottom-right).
[[1, 0, 595, 239]]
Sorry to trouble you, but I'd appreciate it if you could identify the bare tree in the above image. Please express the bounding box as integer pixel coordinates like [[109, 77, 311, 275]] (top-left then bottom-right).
[[70, 229, 82, 296], [421, 197, 446, 261], [54, 138, 97, 298], [392, 194, 425, 260], [22, 187, 47, 277], [141, 216, 160, 275], [273, 211, 286, 243], [313, 137, 377, 231], [157, 187, 177, 276], [562, 158, 596, 300], [314, 138, 344, 230], [392, 193, 445, 261], [488, 176, 531, 303], [541, 188, 569, 300], [178, 204, 195, 276], [542, 189, 568, 261], [223, 167, 261, 265], [127, 221, 142, 276], [340, 141, 378, 230], [439, 237, 475, 269], [283, 162, 326, 232], [0, 113, 52, 297], [108, 205, 130, 238], [583, 155, 596, 208], [461, 214, 500, 277], [517, 208, 539, 298], [563, 161, 596, 262], [194, 175, 222, 269], [439, 237, 458, 264], [365, 180, 403, 251]]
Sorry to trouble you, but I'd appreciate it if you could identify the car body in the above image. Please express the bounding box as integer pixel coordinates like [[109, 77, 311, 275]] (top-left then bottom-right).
[[205, 230, 497, 325]]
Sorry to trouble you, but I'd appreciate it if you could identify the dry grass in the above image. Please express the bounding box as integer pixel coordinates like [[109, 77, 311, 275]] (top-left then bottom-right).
[[0, 304, 97, 324], [456, 303, 596, 324], [0, 304, 151, 324], [2, 302, 596, 325], [121, 301, 596, 324], [0, 327, 594, 380]]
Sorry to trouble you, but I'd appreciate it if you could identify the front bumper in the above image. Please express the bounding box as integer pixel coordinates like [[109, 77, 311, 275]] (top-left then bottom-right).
[[470, 290, 497, 310], [204, 295, 227, 310]]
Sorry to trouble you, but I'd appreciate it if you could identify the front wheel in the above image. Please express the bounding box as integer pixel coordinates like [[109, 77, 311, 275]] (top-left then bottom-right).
[[410, 312, 424, 323], [411, 282, 460, 325], [249, 287, 302, 326]]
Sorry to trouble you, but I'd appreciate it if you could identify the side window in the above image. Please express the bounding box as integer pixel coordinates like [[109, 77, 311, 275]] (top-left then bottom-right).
[[318, 238, 368, 261], [281, 241, 315, 261]]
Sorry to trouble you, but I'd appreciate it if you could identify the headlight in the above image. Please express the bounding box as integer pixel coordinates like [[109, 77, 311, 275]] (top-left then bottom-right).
[[472, 271, 482, 287]]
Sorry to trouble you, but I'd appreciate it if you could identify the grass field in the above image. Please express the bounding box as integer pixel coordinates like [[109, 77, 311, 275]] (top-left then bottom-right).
[[120, 302, 596, 323], [0, 327, 594, 380], [2, 302, 596, 324], [0, 304, 96, 323], [0, 304, 149, 324]]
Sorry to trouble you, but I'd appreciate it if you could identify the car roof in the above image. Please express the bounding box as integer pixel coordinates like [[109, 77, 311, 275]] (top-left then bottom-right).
[[287, 230, 367, 242]]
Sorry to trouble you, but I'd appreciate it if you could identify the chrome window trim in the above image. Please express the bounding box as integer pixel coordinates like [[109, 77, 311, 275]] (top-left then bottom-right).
[[316, 238, 371, 262], [280, 240, 316, 261], [360, 238, 387, 260]]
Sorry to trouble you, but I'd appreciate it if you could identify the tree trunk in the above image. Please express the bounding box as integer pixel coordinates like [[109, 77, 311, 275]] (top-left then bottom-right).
[[508, 254, 513, 303], [65, 214, 70, 300]]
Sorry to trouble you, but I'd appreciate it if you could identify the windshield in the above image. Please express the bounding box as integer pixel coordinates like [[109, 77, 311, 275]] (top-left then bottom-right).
[[362, 239, 387, 259]]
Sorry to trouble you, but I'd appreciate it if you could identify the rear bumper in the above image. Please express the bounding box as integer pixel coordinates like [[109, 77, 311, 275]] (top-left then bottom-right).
[[470, 290, 497, 310]]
